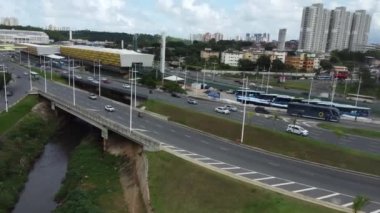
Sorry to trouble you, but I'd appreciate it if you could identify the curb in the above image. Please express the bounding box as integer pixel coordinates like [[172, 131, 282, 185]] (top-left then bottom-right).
[[161, 146, 352, 213]]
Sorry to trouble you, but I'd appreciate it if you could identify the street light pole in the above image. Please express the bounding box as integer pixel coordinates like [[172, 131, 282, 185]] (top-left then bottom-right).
[[134, 64, 137, 107], [355, 76, 362, 121], [261, 69, 265, 91], [44, 55, 47, 93], [307, 77, 314, 103], [184, 67, 187, 90], [129, 68, 133, 132], [98, 59, 101, 97], [330, 77, 337, 105], [241, 77, 249, 143], [203, 71, 205, 89], [1, 66, 8, 112], [72, 59, 76, 106], [68, 57, 71, 86], [50, 58, 53, 80], [28, 50, 32, 91], [266, 66, 270, 94], [93, 60, 95, 77]]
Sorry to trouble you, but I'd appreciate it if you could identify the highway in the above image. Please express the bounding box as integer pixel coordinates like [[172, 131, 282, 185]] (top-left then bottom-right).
[[54, 65, 380, 155], [2, 59, 380, 212]]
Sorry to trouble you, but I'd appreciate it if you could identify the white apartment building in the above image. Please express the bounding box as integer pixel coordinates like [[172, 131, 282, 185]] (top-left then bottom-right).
[[277, 29, 286, 51], [269, 51, 287, 64], [1, 17, 18, 26], [221, 50, 243, 67], [349, 10, 371, 52], [327, 7, 353, 52], [0, 29, 49, 44]]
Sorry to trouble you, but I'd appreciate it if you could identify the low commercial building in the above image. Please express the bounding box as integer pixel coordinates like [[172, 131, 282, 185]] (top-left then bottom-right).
[[60, 45, 154, 69], [0, 29, 49, 44], [221, 50, 243, 67], [285, 53, 320, 72], [20, 43, 60, 56]]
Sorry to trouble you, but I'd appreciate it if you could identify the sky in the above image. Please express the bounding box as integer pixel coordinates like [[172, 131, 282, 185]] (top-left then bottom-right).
[[1, 0, 379, 43]]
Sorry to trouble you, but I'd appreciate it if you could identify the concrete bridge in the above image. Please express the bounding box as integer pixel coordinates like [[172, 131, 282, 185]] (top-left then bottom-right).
[[37, 90, 160, 151]]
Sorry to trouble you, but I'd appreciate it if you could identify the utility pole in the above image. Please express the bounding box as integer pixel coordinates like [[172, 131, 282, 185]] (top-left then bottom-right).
[[307, 77, 314, 103], [330, 77, 337, 105], [134, 64, 137, 107], [72, 59, 76, 106], [354, 76, 362, 121], [1, 65, 8, 112], [68, 57, 71, 86], [28, 50, 32, 91], [44, 55, 47, 93], [98, 59, 101, 97], [266, 66, 270, 94], [50, 58, 53, 80], [129, 68, 133, 132]]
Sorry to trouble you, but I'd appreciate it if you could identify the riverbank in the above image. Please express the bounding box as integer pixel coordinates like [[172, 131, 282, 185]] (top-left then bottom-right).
[[54, 136, 128, 212], [0, 100, 59, 212]]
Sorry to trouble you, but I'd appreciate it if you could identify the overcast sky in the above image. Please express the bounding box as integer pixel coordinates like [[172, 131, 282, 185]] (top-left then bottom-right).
[[1, 0, 379, 43]]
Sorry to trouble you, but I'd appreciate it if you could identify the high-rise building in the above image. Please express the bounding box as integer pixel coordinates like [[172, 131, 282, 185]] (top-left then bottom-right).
[[214, 32, 223, 42], [278, 29, 287, 51], [349, 10, 371, 52], [299, 4, 371, 53], [327, 7, 353, 52], [1, 17, 18, 26], [298, 3, 331, 53]]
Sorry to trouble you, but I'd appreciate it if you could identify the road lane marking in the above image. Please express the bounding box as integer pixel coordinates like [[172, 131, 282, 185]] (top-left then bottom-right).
[[207, 162, 225, 165], [185, 135, 191, 138], [316, 193, 340, 200], [341, 202, 353, 207], [293, 187, 316, 193], [161, 145, 174, 148], [194, 157, 210, 160], [155, 123, 162, 128], [200, 140, 209, 144], [221, 166, 240, 170], [254, 176, 275, 181], [271, 182, 295, 187], [183, 153, 197, 156], [133, 128, 148, 132], [153, 130, 159, 134], [170, 129, 176, 133], [370, 209, 380, 213], [173, 149, 186, 152], [236, 171, 257, 176]]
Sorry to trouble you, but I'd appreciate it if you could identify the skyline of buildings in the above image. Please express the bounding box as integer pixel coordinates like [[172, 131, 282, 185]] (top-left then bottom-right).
[[278, 29, 287, 51], [298, 3, 372, 53], [1, 17, 19, 26]]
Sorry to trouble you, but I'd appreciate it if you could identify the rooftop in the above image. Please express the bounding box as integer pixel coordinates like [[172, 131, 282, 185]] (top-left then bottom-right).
[[63, 45, 147, 56]]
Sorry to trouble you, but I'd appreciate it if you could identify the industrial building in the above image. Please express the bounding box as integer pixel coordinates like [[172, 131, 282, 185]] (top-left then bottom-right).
[[0, 29, 49, 44], [20, 43, 60, 56]]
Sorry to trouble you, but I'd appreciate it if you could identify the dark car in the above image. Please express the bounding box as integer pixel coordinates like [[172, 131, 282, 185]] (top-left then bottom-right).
[[171, 93, 180, 98], [255, 106, 270, 114]]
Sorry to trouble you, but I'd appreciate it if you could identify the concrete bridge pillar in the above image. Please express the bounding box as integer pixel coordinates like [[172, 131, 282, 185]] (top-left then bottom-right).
[[50, 101, 55, 110], [101, 128, 109, 151]]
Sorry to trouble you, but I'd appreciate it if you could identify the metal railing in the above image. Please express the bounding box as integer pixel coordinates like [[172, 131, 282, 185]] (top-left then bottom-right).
[[38, 90, 160, 150]]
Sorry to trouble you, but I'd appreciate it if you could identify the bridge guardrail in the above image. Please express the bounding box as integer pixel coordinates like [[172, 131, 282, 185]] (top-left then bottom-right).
[[38, 90, 160, 151]]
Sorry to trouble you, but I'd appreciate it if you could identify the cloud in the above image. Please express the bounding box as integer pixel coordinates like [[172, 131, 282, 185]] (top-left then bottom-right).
[[0, 0, 378, 43]]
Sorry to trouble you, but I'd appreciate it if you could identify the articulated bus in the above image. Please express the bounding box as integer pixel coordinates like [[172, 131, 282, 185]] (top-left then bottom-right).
[[287, 102, 340, 122], [235, 90, 271, 105], [270, 95, 295, 109], [310, 101, 371, 118]]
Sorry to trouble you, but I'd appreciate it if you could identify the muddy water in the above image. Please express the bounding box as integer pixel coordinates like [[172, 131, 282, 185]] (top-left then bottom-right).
[[12, 119, 90, 213]]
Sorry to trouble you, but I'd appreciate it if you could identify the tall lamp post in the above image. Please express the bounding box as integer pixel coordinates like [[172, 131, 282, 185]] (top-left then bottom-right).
[[98, 59, 101, 97], [133, 64, 137, 107], [44, 55, 47, 92], [266, 65, 271, 94], [307, 77, 314, 103], [129, 68, 133, 132], [240, 77, 249, 143], [1, 65, 8, 112], [28, 49, 32, 91], [354, 76, 362, 121]]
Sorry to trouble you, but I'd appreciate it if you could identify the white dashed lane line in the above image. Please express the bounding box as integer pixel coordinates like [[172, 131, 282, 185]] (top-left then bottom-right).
[[254, 176, 275, 181], [185, 135, 191, 138], [317, 193, 340, 200], [370, 209, 380, 213], [341, 202, 353, 207], [293, 187, 317, 193], [183, 153, 197, 156], [194, 157, 210, 160], [271, 182, 295, 187], [207, 162, 225, 165], [236, 171, 257, 176], [221, 166, 240, 170]]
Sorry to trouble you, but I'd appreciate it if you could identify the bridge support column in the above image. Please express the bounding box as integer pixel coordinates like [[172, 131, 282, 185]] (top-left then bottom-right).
[[101, 128, 109, 151], [51, 101, 55, 110]]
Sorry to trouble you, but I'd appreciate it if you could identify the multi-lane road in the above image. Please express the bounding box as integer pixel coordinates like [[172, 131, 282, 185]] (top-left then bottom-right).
[[1, 58, 380, 212]]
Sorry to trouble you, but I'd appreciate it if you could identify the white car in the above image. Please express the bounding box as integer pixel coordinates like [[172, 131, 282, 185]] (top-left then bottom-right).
[[215, 107, 230, 114], [122, 84, 130, 88], [286, 124, 309, 136], [92, 80, 100, 84], [224, 105, 237, 112], [75, 75, 82, 79], [87, 76, 94, 81], [105, 105, 115, 112], [88, 93, 97, 100]]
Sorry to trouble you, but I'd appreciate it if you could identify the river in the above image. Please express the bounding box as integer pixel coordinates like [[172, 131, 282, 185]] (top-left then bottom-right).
[[12, 119, 90, 213]]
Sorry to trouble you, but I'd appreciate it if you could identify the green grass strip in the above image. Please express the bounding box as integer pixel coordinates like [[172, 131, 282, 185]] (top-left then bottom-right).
[[145, 100, 380, 176], [318, 123, 380, 140], [0, 95, 38, 134], [148, 151, 338, 213], [54, 136, 128, 213]]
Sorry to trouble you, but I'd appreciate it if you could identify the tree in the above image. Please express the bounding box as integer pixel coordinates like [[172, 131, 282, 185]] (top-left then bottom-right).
[[329, 55, 341, 64], [162, 81, 185, 93], [238, 59, 255, 71], [360, 67, 375, 90], [257, 55, 271, 70], [0, 73, 11, 89], [353, 195, 369, 213], [320, 59, 333, 70], [271, 59, 285, 72]]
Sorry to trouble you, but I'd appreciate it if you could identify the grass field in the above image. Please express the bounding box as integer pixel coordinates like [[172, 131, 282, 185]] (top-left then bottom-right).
[[0, 95, 38, 134], [31, 67, 67, 84], [147, 151, 338, 213], [318, 123, 380, 139], [54, 136, 128, 213], [145, 100, 380, 176]]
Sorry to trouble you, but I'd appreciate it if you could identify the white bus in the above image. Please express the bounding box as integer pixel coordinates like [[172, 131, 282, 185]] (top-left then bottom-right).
[[346, 93, 375, 103]]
